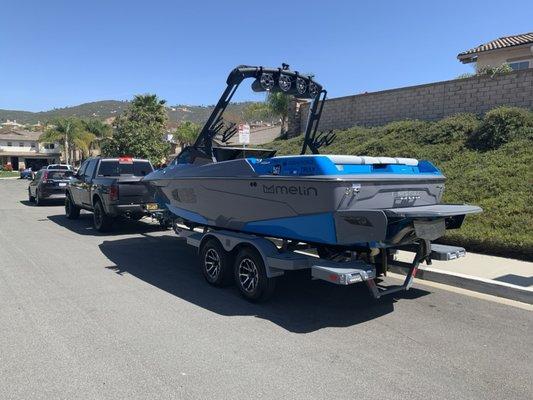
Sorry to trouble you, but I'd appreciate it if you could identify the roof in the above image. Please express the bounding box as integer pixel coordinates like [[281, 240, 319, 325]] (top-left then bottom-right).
[[0, 129, 43, 141], [458, 32, 533, 63]]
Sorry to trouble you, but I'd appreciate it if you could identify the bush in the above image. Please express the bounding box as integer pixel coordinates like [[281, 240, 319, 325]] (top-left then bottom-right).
[[476, 63, 513, 77], [2, 164, 13, 171], [422, 113, 480, 144], [468, 106, 533, 150]]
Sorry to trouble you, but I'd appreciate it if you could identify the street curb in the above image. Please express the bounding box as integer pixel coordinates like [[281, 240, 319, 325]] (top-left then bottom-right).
[[0, 177, 20, 180], [389, 265, 533, 305]]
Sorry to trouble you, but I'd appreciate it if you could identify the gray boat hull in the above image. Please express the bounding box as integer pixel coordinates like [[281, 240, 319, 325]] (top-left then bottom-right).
[[144, 159, 481, 247]]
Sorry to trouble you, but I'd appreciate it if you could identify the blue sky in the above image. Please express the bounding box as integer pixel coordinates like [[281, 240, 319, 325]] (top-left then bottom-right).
[[1, 0, 531, 111]]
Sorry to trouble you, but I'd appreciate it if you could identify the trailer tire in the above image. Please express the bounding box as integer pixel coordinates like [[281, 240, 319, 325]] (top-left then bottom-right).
[[234, 247, 276, 302], [199, 239, 233, 287]]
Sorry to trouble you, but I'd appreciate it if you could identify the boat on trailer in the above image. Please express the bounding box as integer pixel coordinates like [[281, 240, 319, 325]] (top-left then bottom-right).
[[143, 64, 481, 301]]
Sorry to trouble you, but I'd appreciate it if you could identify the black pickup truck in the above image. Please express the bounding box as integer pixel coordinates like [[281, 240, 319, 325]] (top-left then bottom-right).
[[65, 156, 157, 231]]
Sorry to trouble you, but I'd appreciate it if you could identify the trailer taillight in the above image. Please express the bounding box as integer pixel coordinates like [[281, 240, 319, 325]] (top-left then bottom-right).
[[109, 185, 119, 201]]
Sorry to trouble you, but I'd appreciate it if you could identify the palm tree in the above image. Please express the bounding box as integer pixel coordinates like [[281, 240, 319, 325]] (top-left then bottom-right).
[[73, 131, 96, 159], [39, 118, 82, 164], [82, 119, 112, 156]]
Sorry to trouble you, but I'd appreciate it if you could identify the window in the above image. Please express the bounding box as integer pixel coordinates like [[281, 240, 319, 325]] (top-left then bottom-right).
[[509, 60, 530, 71], [77, 160, 89, 177], [7, 142, 12, 146], [84, 159, 98, 180], [43, 143, 55, 150], [97, 160, 153, 176], [31, 142, 36, 148], [19, 142, 24, 147]]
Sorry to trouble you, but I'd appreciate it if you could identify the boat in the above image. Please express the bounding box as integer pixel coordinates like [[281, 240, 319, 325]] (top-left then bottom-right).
[[143, 65, 481, 251]]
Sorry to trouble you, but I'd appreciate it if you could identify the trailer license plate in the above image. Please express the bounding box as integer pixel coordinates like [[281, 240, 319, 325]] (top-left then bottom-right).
[[146, 203, 158, 211], [414, 219, 445, 240]]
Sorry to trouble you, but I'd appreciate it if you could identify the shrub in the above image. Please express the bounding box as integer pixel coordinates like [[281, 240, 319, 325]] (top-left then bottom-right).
[[422, 113, 480, 144], [476, 63, 513, 77], [468, 106, 533, 150]]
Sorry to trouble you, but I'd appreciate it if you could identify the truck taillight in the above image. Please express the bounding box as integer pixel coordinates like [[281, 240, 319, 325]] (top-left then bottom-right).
[[42, 171, 48, 181], [109, 185, 119, 201]]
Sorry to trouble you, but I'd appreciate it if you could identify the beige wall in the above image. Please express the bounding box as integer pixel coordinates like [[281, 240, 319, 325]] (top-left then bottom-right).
[[476, 45, 533, 68]]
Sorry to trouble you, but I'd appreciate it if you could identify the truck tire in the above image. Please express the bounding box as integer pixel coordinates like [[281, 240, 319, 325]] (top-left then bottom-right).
[[28, 188, 35, 203], [234, 247, 276, 302], [199, 238, 233, 287], [93, 199, 113, 232], [65, 193, 80, 219]]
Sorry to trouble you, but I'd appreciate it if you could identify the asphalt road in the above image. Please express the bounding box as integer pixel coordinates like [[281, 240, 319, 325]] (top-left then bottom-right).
[[0, 179, 531, 400]]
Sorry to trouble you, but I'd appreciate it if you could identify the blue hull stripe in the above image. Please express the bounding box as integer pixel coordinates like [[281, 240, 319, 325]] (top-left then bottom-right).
[[167, 204, 208, 225], [243, 213, 337, 244]]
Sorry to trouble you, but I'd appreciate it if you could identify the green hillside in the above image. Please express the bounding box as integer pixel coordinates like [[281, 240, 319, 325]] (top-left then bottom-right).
[[266, 107, 533, 261], [0, 101, 255, 125]]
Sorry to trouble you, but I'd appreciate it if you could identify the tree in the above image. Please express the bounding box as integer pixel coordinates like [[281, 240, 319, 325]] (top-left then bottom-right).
[[101, 94, 170, 164], [73, 130, 96, 159], [82, 119, 112, 156], [173, 121, 200, 148], [39, 117, 84, 164], [266, 92, 290, 131], [244, 102, 272, 122], [243, 93, 290, 132]]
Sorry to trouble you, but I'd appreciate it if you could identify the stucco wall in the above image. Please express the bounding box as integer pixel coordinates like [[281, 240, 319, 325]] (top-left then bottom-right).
[[290, 69, 533, 134], [476, 45, 533, 68]]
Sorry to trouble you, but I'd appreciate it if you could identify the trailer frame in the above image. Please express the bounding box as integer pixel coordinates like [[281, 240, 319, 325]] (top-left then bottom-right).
[[173, 223, 468, 302]]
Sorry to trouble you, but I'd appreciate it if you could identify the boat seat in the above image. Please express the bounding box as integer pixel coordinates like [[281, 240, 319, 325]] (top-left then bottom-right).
[[323, 155, 419, 166]]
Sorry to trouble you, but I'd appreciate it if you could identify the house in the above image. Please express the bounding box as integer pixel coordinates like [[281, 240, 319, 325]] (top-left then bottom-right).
[[457, 32, 533, 70], [0, 129, 60, 170], [1, 119, 25, 129]]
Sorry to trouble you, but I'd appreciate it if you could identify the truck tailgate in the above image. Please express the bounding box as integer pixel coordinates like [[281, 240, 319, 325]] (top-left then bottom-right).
[[118, 179, 152, 205]]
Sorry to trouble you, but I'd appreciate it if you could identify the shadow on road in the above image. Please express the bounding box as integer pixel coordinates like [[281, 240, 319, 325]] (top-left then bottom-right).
[[19, 199, 65, 207], [47, 214, 165, 236], [99, 235, 430, 333]]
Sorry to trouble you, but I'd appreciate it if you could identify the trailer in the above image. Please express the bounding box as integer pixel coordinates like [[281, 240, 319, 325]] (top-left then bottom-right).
[[174, 223, 468, 302]]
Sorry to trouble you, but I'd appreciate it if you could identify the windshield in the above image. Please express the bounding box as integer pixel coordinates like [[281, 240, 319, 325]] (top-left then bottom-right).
[[48, 165, 69, 170], [97, 160, 153, 176], [46, 170, 72, 180]]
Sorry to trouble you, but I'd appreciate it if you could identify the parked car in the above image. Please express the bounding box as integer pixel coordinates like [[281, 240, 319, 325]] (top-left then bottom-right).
[[45, 164, 74, 171], [28, 169, 74, 206], [65, 156, 155, 232], [20, 167, 33, 179]]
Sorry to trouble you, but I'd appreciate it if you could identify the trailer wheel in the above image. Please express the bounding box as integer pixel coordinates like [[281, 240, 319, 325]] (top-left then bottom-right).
[[234, 247, 276, 302], [199, 239, 232, 287]]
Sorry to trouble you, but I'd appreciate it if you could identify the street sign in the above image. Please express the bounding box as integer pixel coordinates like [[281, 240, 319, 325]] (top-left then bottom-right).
[[238, 123, 250, 145]]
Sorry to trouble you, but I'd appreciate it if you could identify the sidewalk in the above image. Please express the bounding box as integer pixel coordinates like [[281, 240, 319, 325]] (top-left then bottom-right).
[[393, 251, 533, 304]]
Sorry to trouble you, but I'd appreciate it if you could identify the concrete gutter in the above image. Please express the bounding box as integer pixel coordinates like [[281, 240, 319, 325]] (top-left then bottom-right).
[[389, 265, 533, 305]]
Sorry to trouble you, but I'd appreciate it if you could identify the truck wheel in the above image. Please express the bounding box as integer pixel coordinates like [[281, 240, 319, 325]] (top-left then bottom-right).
[[28, 188, 35, 203], [234, 247, 276, 302], [93, 199, 113, 232], [199, 239, 232, 287], [65, 194, 80, 219]]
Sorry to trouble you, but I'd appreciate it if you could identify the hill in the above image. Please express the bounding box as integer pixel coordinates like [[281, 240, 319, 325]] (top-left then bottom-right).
[[0, 100, 255, 126], [265, 107, 533, 261]]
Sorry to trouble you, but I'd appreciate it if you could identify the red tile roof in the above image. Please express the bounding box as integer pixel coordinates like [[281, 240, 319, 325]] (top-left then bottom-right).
[[458, 32, 533, 62]]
